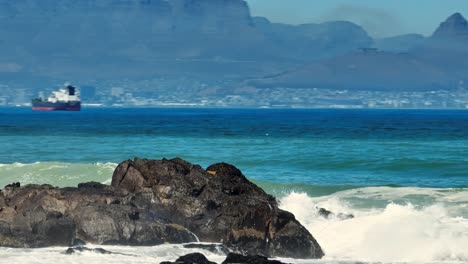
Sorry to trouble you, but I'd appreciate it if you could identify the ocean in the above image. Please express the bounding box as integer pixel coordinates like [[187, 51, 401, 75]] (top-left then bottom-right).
[[0, 107, 467, 264]]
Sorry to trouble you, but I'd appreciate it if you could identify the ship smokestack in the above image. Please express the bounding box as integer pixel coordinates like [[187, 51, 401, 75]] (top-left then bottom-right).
[[67, 85, 76, 95]]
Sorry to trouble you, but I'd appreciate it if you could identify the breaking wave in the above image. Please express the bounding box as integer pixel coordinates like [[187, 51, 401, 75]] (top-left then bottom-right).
[[1, 162, 467, 263], [279, 188, 468, 263]]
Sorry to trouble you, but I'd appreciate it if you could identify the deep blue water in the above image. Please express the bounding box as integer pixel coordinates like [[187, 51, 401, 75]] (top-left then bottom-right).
[[0, 107, 467, 189]]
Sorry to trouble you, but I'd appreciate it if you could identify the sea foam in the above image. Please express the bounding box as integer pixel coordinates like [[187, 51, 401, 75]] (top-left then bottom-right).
[[1, 161, 467, 263], [279, 189, 468, 263]]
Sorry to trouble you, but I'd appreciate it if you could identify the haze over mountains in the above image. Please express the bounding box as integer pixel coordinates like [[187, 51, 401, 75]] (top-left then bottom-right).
[[0, 0, 467, 103], [251, 12, 468, 92]]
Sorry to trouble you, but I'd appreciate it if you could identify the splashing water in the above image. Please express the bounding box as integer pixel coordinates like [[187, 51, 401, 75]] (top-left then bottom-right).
[[280, 189, 468, 263]]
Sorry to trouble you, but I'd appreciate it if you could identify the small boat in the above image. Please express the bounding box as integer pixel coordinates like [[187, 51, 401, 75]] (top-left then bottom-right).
[[32, 84, 81, 111]]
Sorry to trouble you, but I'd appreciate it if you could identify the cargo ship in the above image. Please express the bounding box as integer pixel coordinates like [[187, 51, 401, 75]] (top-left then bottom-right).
[[32, 84, 81, 111]]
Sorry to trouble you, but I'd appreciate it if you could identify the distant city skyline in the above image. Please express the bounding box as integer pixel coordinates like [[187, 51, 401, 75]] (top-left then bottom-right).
[[246, 0, 468, 38]]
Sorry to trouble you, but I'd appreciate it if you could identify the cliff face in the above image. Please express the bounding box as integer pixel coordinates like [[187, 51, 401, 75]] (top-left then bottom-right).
[[0, 0, 252, 32], [0, 0, 272, 81], [0, 0, 372, 63], [172, 0, 253, 33], [0, 0, 380, 82], [0, 0, 255, 59]]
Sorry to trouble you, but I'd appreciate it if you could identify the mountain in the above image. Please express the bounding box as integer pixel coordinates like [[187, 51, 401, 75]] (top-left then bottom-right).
[[432, 12, 468, 39], [249, 13, 468, 92], [0, 2, 466, 96], [252, 17, 373, 60], [0, 0, 256, 51], [248, 51, 454, 91], [0, 0, 270, 79], [0, 0, 376, 84]]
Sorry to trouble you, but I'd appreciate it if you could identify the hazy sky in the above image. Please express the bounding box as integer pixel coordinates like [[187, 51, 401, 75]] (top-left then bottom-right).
[[246, 0, 468, 38]]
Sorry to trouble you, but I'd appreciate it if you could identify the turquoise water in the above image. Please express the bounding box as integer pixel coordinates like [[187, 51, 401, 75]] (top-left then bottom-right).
[[0, 107, 467, 263], [0, 107, 467, 188]]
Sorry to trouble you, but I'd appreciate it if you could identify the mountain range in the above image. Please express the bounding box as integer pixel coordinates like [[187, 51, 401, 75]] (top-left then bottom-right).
[[0, 0, 467, 93], [250, 12, 468, 92]]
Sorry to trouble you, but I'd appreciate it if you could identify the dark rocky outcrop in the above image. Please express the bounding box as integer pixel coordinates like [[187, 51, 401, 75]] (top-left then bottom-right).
[[223, 253, 287, 264], [112, 158, 323, 258], [161, 253, 217, 264], [65, 246, 113, 255], [0, 158, 323, 259], [161, 252, 288, 264], [317, 207, 354, 220], [0, 182, 197, 248], [4, 182, 20, 188]]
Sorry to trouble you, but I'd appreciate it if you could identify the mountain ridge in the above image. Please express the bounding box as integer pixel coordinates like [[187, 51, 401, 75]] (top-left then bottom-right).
[[432, 12, 468, 38], [0, 1, 466, 95]]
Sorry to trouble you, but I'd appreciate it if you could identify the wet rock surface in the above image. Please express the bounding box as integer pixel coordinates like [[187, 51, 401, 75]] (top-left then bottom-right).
[[317, 207, 354, 220], [317, 208, 354, 220], [0, 182, 196, 248], [161, 252, 217, 264], [65, 246, 113, 255], [0, 158, 324, 259], [161, 252, 288, 264]]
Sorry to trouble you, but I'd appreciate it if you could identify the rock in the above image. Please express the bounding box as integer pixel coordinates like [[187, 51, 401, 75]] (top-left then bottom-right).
[[72, 238, 86, 246], [0, 182, 197, 247], [77, 181, 107, 190], [161, 252, 289, 264], [337, 213, 354, 220], [65, 246, 113, 255], [317, 208, 332, 218], [112, 158, 324, 258], [4, 182, 20, 188], [222, 253, 287, 264], [433, 13, 468, 38], [317, 207, 354, 220], [32, 218, 76, 247], [161, 253, 217, 264], [71, 203, 197, 245], [0, 158, 323, 259]]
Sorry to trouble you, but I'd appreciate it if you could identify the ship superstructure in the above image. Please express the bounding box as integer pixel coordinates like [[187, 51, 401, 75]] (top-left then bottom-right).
[[32, 84, 81, 111]]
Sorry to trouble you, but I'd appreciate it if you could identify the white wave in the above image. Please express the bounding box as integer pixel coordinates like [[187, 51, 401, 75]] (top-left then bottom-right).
[[101, 178, 113, 185], [1, 164, 467, 263], [0, 244, 229, 264], [280, 189, 468, 263], [38, 165, 69, 170], [96, 162, 118, 185], [96, 162, 119, 169], [0, 162, 40, 169]]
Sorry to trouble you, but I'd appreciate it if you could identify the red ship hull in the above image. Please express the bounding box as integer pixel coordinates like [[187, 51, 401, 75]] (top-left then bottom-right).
[[31, 101, 81, 111]]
